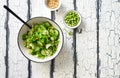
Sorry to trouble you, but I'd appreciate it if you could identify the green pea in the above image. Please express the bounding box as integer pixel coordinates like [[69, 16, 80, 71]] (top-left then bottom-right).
[[64, 11, 80, 27]]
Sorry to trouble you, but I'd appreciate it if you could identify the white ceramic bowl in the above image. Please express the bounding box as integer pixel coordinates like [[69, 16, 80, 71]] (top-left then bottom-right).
[[18, 17, 64, 63], [45, 0, 61, 11], [64, 10, 81, 29]]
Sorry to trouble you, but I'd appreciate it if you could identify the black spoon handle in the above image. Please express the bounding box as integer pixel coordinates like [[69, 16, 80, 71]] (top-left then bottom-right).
[[3, 5, 31, 29]]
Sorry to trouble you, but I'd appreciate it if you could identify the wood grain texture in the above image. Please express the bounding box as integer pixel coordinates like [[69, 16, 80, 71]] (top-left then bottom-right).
[[30, 0, 51, 78], [0, 0, 6, 78], [0, 0, 120, 78], [76, 0, 97, 78], [8, 0, 28, 78], [99, 0, 120, 78], [53, 0, 74, 78]]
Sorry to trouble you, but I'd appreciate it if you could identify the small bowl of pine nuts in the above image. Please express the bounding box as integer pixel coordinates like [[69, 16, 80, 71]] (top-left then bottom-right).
[[45, 0, 61, 11]]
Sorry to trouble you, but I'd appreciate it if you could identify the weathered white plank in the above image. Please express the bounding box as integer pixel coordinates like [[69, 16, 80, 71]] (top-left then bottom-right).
[[54, 0, 74, 78], [99, 0, 120, 78], [0, 0, 6, 78], [76, 0, 97, 78], [8, 0, 28, 77], [30, 0, 51, 78]]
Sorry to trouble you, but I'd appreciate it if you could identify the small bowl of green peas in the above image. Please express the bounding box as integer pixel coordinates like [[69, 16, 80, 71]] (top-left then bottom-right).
[[64, 10, 81, 29]]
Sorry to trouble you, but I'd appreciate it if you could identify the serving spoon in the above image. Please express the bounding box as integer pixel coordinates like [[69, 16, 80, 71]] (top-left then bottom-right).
[[3, 5, 31, 29]]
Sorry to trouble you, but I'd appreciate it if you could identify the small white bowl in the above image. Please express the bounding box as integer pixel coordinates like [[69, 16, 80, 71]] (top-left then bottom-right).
[[18, 17, 64, 63], [64, 10, 81, 29], [45, 0, 61, 11]]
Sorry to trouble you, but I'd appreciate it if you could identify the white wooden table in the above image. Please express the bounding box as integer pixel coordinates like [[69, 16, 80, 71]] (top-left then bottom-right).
[[0, 0, 120, 78]]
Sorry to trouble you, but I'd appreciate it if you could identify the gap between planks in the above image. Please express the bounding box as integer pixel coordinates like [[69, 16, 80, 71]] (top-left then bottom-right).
[[4, 0, 9, 78]]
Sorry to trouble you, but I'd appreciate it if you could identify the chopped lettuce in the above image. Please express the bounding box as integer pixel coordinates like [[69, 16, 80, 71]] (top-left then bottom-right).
[[22, 21, 60, 59]]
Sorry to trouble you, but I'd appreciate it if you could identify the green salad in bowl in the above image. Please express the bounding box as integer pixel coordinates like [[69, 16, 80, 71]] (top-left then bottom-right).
[[22, 22, 60, 59], [18, 17, 63, 62]]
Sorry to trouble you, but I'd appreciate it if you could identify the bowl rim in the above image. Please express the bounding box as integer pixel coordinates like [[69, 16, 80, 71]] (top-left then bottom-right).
[[64, 10, 82, 29], [17, 17, 64, 63], [44, 0, 61, 11]]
